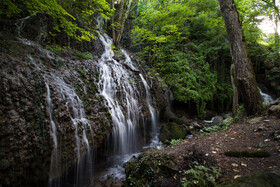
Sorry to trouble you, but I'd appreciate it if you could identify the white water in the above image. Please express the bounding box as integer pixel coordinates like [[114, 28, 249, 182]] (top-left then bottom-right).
[[96, 32, 160, 181], [98, 33, 141, 155], [51, 75, 94, 186], [140, 74, 161, 149], [21, 24, 159, 185], [204, 117, 215, 123], [259, 88, 274, 103], [46, 82, 61, 187], [15, 14, 33, 37], [52, 75, 91, 159]]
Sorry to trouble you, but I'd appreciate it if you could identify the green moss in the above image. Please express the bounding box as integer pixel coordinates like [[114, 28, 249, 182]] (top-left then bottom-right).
[[224, 150, 271, 158], [76, 67, 86, 78], [74, 50, 93, 59], [95, 71, 100, 82], [45, 45, 63, 55], [105, 111, 112, 124], [125, 152, 178, 186]]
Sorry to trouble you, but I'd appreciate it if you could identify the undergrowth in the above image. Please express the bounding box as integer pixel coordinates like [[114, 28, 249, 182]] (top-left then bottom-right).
[[181, 161, 221, 187], [166, 139, 183, 147]]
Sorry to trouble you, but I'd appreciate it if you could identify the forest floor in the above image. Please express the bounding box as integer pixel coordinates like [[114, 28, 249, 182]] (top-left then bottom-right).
[[163, 113, 280, 185]]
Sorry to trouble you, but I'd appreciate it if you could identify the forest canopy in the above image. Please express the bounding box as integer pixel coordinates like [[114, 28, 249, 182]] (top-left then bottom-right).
[[0, 0, 113, 41]]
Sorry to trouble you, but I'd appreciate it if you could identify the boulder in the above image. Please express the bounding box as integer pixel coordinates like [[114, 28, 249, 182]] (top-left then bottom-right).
[[159, 122, 189, 143]]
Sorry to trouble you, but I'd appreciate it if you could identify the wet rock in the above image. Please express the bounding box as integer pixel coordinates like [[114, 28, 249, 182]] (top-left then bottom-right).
[[213, 116, 223, 125], [123, 155, 137, 168], [192, 121, 203, 129]]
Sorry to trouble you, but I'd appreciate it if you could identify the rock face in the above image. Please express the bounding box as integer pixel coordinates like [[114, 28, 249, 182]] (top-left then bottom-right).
[[0, 34, 112, 185], [0, 19, 170, 185]]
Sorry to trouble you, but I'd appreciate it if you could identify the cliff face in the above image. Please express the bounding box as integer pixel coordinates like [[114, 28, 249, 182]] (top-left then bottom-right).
[[0, 32, 112, 185], [0, 16, 170, 186]]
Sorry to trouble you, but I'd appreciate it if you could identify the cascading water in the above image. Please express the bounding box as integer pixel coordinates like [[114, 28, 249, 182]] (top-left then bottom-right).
[[97, 33, 142, 155], [24, 44, 95, 186], [17, 19, 160, 185], [46, 82, 61, 187], [15, 14, 34, 37], [95, 32, 160, 182], [51, 75, 94, 186], [140, 74, 161, 148], [259, 87, 274, 103]]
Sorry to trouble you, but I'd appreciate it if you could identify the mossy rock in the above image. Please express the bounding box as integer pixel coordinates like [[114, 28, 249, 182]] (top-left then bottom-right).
[[159, 122, 189, 143], [125, 152, 179, 187]]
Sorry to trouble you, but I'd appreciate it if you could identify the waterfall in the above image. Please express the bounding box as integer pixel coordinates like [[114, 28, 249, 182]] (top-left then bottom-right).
[[95, 32, 161, 182], [46, 82, 61, 187], [15, 14, 34, 37], [17, 20, 159, 184], [52, 75, 90, 156], [259, 88, 274, 103], [139, 74, 160, 148], [97, 33, 142, 155], [27, 49, 94, 186], [51, 75, 93, 186]]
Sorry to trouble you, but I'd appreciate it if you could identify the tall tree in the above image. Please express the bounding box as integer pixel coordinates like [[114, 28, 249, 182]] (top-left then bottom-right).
[[218, 0, 263, 115], [111, 0, 139, 46]]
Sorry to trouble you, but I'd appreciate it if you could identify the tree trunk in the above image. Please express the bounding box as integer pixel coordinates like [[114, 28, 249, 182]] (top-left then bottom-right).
[[111, 0, 116, 43], [218, 0, 263, 115], [113, 0, 138, 47], [231, 64, 239, 115]]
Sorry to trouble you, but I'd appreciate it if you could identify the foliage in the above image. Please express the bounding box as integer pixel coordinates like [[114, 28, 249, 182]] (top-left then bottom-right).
[[0, 0, 113, 41], [132, 0, 233, 117], [162, 51, 217, 119], [111, 0, 139, 46], [181, 161, 221, 187], [166, 139, 183, 147]]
